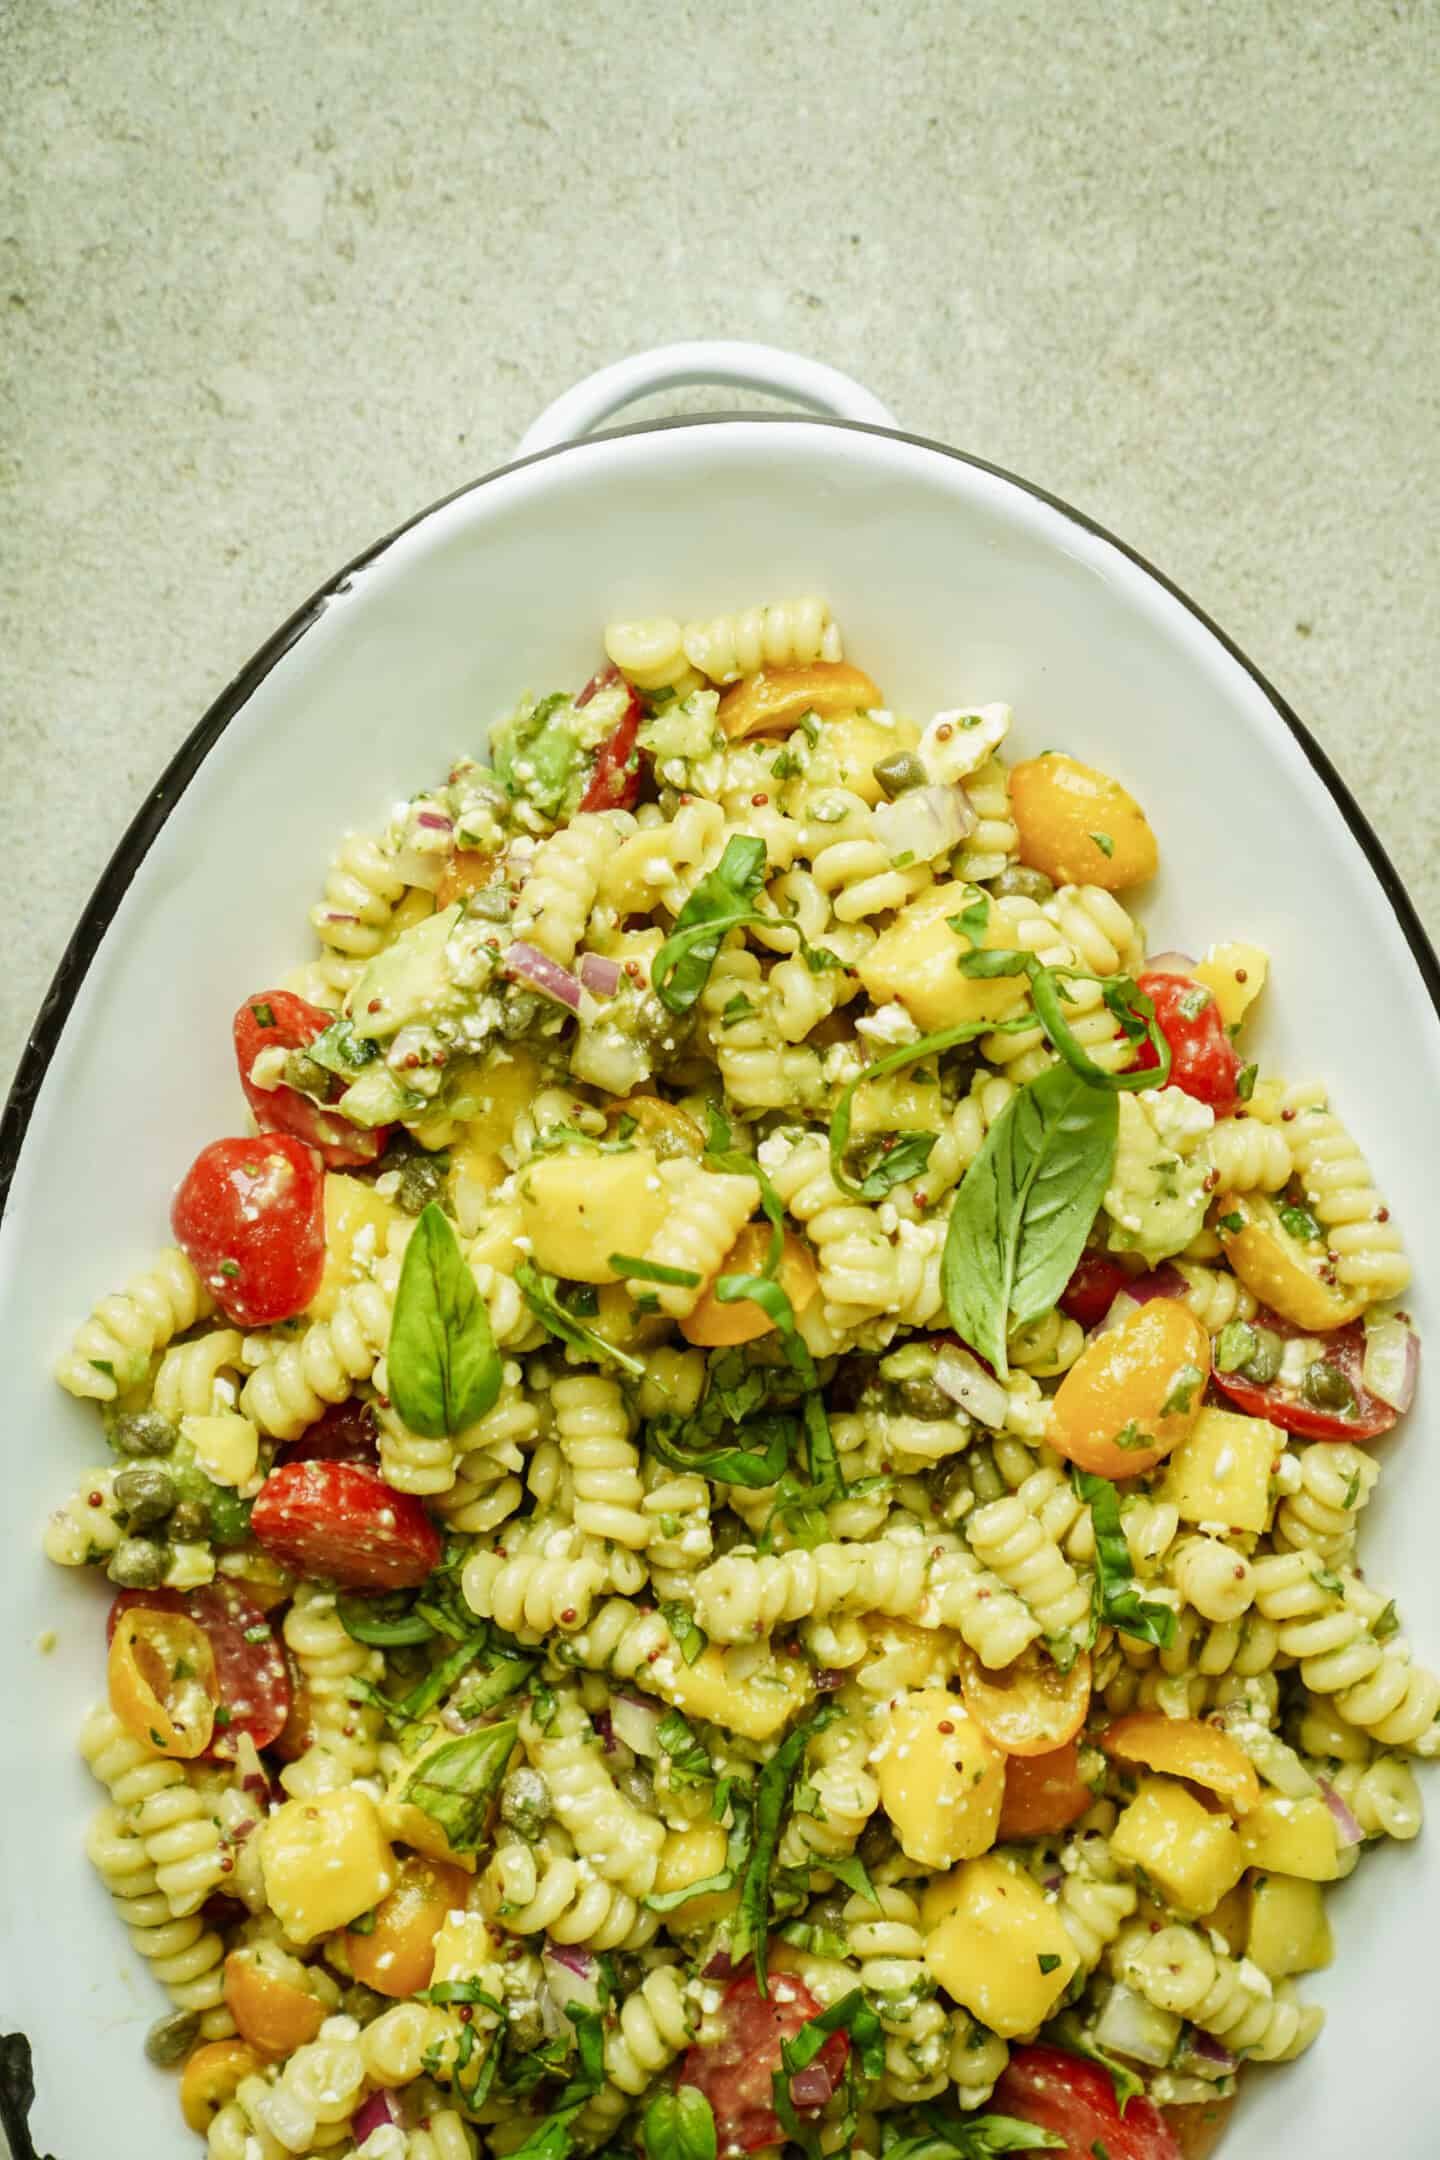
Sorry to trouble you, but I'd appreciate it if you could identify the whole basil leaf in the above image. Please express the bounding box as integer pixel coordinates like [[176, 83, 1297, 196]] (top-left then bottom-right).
[[942, 1066, 1117, 1376], [398, 1718, 518, 1851], [388, 1203, 502, 1437], [644, 2088, 717, 2160]]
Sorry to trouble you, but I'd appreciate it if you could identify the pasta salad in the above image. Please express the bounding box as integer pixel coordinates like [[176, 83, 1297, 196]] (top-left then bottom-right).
[[46, 595, 1430, 2160]]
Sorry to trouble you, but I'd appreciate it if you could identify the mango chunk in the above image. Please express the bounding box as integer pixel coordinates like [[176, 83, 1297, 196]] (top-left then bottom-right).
[[859, 882, 1030, 1035], [517, 1147, 668, 1283], [1194, 942, 1268, 1030], [923, 1855, 1079, 2038], [1162, 1406, 1279, 1535], [1238, 1794, 1345, 1883], [309, 1174, 401, 1322], [1110, 1776, 1246, 1916], [259, 1790, 396, 1944], [1247, 1874, 1333, 1976], [875, 1688, 1004, 1868]]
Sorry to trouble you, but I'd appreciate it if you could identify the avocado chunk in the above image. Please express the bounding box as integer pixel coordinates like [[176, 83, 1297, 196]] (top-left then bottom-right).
[[349, 905, 463, 1041]]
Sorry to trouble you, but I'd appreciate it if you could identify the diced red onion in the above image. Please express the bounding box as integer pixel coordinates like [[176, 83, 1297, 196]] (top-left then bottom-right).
[[1362, 1318, 1420, 1412], [505, 942, 583, 1011], [544, 1942, 602, 2016], [873, 784, 976, 865], [1042, 1872, 1062, 1893], [1320, 1780, 1366, 1848], [1147, 951, 1197, 975], [324, 911, 360, 925], [703, 1950, 735, 1980], [417, 810, 454, 832], [816, 1668, 847, 1692], [1127, 1264, 1186, 1305], [351, 2091, 399, 2145], [1183, 2030, 1238, 2079], [789, 2064, 836, 2109], [545, 1941, 596, 1978], [578, 952, 622, 999], [934, 1342, 1010, 1430], [391, 845, 446, 890], [591, 1708, 615, 1753], [1099, 1290, 1142, 1334], [1094, 1980, 1181, 2067]]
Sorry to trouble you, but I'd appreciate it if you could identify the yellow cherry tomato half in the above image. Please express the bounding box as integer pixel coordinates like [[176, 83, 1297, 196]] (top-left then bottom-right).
[[996, 1740, 1093, 1839], [345, 1852, 473, 1999], [180, 2039, 266, 2133], [717, 661, 884, 741], [223, 1946, 328, 2055], [1164, 2096, 1238, 2160], [1048, 1298, 1211, 1478], [958, 1645, 1093, 1758], [1214, 1191, 1367, 1333], [108, 1608, 218, 1760], [1010, 753, 1159, 891], [680, 1224, 818, 1347], [1100, 1712, 1261, 1816]]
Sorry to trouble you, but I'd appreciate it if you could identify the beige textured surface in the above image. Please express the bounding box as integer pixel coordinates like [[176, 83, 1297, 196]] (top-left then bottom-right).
[[3, 0, 1438, 1105]]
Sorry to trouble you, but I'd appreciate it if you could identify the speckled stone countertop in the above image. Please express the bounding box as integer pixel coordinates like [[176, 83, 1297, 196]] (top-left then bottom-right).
[[3, 0, 1437, 1103]]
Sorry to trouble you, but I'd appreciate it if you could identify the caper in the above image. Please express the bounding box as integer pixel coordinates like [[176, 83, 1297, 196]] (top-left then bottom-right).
[[144, 2009, 201, 2066], [872, 749, 927, 800], [112, 1410, 179, 1458], [615, 1763, 656, 1812], [168, 1500, 210, 1543], [499, 1767, 552, 1838], [339, 1982, 387, 2024], [113, 1465, 179, 1528], [1301, 1359, 1356, 1413], [284, 1049, 329, 1097], [507, 2002, 547, 2053], [107, 1537, 166, 1589], [633, 994, 681, 1053], [897, 1377, 954, 1421], [396, 1153, 450, 1216], [658, 785, 684, 820], [990, 863, 1056, 904], [932, 1457, 977, 1523], [1240, 1327, 1284, 1387], [500, 988, 543, 1040]]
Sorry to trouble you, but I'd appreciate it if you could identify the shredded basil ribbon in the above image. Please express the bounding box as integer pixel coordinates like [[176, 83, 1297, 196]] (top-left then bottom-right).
[[827, 1018, 1024, 1201], [1074, 1469, 1178, 1649], [516, 1260, 646, 1378]]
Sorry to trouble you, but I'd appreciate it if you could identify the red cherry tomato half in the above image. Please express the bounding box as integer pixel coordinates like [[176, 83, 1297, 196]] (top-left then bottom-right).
[[107, 1580, 292, 1758], [250, 1460, 442, 1590], [274, 1399, 381, 1470], [994, 2046, 1180, 2160], [1211, 1306, 1397, 1441], [1060, 1250, 1134, 1329], [679, 1971, 848, 2154], [1129, 971, 1242, 1114], [234, 992, 390, 1170], [576, 667, 645, 814], [172, 1134, 326, 1326]]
